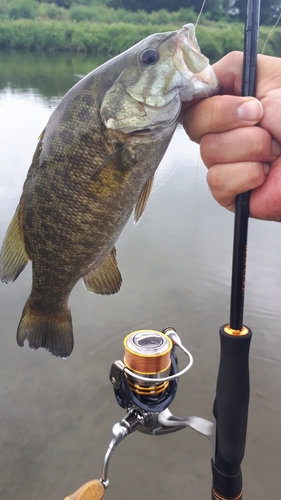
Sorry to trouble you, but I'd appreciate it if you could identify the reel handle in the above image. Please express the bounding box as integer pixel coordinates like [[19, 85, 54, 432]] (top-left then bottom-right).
[[64, 480, 105, 500]]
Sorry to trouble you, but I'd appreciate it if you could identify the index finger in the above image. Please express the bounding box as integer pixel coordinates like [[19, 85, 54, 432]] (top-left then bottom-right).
[[211, 51, 244, 95], [183, 95, 263, 143], [179, 51, 244, 118]]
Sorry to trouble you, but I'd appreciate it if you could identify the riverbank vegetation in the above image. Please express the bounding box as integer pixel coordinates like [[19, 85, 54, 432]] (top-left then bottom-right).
[[0, 0, 280, 60]]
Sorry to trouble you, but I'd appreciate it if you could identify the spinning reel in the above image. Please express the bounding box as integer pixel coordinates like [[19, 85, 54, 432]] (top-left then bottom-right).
[[101, 327, 214, 488], [65, 327, 215, 500]]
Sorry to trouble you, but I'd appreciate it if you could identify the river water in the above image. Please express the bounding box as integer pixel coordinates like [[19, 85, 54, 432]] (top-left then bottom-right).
[[0, 51, 280, 500]]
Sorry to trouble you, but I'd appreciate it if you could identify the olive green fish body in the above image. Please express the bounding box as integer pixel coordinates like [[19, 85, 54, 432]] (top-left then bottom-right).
[[0, 24, 219, 357]]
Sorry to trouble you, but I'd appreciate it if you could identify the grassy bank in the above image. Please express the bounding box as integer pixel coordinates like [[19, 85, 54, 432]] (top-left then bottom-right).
[[0, 19, 280, 61]]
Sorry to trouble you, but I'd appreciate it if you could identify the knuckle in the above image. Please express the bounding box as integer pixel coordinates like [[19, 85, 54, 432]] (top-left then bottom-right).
[[200, 134, 220, 168], [248, 127, 269, 157], [221, 51, 243, 67], [206, 166, 233, 209], [206, 164, 224, 192], [247, 162, 265, 186], [183, 110, 200, 143]]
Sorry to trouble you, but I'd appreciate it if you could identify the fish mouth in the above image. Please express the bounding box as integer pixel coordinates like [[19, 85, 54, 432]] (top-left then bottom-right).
[[175, 24, 220, 100], [177, 24, 210, 74]]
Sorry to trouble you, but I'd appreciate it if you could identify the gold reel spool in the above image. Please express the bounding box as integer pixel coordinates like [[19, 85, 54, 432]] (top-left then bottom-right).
[[123, 330, 173, 395]]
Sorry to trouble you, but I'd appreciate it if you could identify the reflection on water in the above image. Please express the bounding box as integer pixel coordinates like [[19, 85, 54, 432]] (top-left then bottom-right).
[[0, 52, 280, 500], [0, 50, 107, 100]]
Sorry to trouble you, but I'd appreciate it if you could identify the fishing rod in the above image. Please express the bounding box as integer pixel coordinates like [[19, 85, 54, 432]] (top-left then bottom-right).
[[64, 2, 261, 499], [211, 1, 261, 499]]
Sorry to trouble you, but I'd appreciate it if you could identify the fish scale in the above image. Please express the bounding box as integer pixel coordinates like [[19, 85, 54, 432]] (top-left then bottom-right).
[[0, 24, 220, 358]]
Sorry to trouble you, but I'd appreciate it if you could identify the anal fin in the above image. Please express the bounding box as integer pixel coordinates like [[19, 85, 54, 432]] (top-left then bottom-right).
[[82, 247, 122, 295], [0, 204, 29, 283], [134, 175, 154, 225]]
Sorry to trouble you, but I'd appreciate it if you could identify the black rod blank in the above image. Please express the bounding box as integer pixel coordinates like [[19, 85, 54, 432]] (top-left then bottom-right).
[[229, 0, 261, 330]]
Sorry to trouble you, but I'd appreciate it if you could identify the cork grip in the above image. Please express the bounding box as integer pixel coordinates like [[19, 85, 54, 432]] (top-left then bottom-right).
[[64, 480, 105, 500]]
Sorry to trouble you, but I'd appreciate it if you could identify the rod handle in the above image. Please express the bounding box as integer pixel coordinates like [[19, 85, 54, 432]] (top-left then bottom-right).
[[64, 480, 105, 500], [212, 325, 252, 498], [211, 460, 242, 499]]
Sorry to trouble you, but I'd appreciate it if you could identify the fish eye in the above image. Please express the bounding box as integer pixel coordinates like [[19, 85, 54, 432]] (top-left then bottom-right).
[[140, 48, 159, 65]]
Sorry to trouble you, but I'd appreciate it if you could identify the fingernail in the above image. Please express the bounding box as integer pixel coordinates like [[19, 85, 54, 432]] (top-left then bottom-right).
[[262, 163, 270, 175], [272, 139, 281, 156], [237, 99, 263, 121]]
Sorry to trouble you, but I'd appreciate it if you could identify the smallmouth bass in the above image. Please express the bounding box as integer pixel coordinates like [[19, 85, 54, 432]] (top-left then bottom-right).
[[0, 24, 219, 358]]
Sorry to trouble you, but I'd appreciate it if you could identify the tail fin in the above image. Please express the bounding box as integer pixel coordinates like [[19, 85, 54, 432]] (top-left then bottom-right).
[[17, 300, 74, 358]]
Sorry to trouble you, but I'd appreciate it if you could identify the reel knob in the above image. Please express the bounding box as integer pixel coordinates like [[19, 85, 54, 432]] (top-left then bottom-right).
[[64, 479, 105, 500]]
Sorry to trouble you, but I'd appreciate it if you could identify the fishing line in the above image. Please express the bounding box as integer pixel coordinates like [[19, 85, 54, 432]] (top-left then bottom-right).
[[188, 150, 202, 298], [261, 10, 281, 54], [195, 0, 207, 28], [151, 155, 186, 194], [187, 0, 213, 295]]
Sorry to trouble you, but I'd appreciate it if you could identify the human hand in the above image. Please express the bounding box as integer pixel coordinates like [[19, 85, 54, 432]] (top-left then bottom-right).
[[182, 52, 281, 221]]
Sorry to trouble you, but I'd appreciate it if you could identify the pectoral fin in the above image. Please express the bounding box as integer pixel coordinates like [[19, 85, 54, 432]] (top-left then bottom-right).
[[101, 144, 134, 172], [0, 204, 29, 283], [90, 145, 136, 193], [134, 176, 154, 225], [82, 247, 122, 295]]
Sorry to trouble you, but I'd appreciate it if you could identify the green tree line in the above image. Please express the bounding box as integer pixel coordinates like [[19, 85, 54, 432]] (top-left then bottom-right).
[[1, 0, 280, 25], [0, 0, 280, 59], [107, 0, 281, 25]]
